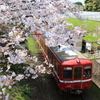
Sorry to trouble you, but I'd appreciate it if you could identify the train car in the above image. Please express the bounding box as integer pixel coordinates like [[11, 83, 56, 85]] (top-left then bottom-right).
[[33, 31, 92, 94]]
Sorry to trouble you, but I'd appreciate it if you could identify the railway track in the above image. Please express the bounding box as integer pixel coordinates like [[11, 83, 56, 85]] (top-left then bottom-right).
[[80, 81, 100, 100], [92, 81, 100, 89], [80, 94, 86, 100], [65, 93, 87, 100]]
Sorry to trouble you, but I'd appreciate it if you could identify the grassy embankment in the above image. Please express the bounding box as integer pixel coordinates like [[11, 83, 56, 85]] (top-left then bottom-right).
[[8, 37, 40, 100], [26, 36, 40, 55], [66, 18, 100, 42]]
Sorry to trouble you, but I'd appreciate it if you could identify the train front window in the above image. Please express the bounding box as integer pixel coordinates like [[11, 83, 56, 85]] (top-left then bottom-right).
[[74, 68, 81, 79], [63, 67, 72, 79], [83, 66, 91, 78]]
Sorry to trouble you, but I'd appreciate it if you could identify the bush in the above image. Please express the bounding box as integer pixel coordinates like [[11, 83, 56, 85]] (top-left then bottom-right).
[[8, 80, 32, 100]]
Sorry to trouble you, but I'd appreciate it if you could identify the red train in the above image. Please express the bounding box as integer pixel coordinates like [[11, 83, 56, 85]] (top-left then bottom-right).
[[33, 31, 92, 94]]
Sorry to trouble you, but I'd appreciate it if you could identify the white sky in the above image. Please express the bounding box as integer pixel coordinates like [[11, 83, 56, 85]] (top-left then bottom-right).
[[69, 0, 85, 5]]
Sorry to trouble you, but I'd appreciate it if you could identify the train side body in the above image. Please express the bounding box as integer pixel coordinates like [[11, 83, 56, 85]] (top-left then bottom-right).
[[33, 31, 92, 93]]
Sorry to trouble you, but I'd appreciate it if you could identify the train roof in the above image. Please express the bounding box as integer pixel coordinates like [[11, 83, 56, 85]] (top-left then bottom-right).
[[41, 33, 87, 61], [50, 45, 87, 61]]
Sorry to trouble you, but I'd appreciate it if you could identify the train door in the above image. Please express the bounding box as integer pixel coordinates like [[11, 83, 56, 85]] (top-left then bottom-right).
[[73, 66, 83, 89]]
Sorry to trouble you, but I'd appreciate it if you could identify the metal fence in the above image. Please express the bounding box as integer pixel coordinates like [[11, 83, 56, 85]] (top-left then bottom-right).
[[80, 11, 100, 21], [81, 15, 100, 21], [68, 11, 100, 21]]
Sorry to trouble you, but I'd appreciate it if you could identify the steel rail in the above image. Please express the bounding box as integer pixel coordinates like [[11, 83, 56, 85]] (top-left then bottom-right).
[[80, 94, 86, 100], [92, 81, 100, 89]]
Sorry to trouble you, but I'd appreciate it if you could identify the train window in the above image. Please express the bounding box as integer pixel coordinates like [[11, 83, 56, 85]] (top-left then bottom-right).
[[63, 67, 72, 79], [63, 70, 72, 79], [64, 67, 72, 70], [83, 69, 91, 78], [84, 66, 91, 69], [74, 68, 81, 79], [55, 63, 59, 75]]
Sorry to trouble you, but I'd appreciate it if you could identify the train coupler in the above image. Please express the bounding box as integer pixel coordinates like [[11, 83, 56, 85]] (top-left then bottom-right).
[[71, 89, 82, 95], [75, 90, 82, 94]]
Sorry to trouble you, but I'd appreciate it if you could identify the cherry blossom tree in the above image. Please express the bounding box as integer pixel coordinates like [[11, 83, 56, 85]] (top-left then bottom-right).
[[0, 0, 87, 99]]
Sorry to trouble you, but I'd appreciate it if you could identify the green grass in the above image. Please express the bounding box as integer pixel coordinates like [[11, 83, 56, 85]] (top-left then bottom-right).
[[82, 35, 97, 41], [66, 18, 100, 31], [66, 18, 100, 42], [26, 37, 40, 55]]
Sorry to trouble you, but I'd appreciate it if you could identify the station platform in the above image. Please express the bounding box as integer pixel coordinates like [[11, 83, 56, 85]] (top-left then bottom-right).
[[91, 59, 100, 88]]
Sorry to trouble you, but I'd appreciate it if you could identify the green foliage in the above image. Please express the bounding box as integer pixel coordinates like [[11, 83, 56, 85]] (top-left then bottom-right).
[[75, 2, 83, 6], [8, 81, 32, 100], [84, 0, 100, 11], [16, 96, 25, 100], [85, 0, 93, 4], [0, 25, 9, 36], [10, 64, 26, 74]]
